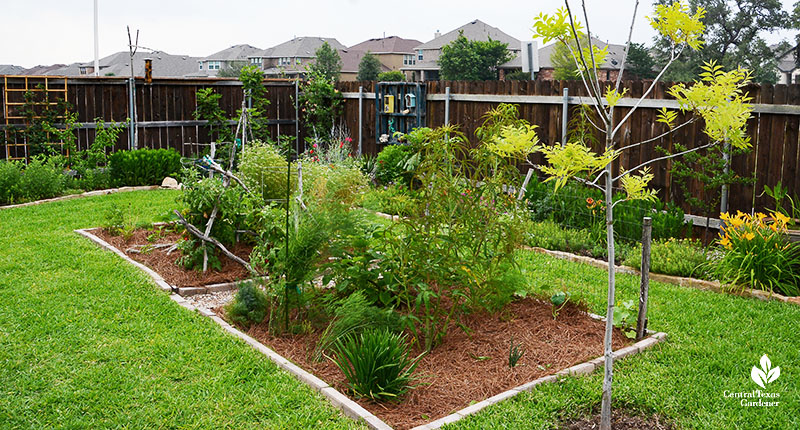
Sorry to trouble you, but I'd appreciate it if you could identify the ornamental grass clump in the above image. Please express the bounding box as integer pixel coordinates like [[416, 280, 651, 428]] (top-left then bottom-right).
[[713, 211, 800, 296], [331, 328, 423, 402]]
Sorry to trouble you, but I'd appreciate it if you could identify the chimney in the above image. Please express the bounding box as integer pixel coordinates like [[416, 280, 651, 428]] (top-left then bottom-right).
[[144, 58, 152, 83], [434, 30, 441, 39]]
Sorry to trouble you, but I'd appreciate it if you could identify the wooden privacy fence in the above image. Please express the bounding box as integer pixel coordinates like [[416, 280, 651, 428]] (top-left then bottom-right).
[[336, 80, 800, 215], [1, 76, 300, 159], [3, 76, 800, 215]]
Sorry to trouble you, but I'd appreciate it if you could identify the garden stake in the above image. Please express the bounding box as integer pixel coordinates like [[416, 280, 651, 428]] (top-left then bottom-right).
[[636, 217, 652, 340]]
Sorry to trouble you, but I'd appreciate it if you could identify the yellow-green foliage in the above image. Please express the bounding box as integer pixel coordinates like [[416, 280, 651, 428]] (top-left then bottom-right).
[[238, 141, 296, 202], [668, 61, 753, 149], [538, 143, 617, 191], [619, 167, 658, 203], [303, 163, 368, 208], [648, 1, 706, 50]]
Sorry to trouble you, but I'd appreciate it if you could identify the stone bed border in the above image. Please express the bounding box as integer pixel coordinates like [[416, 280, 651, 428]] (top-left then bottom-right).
[[523, 246, 800, 306], [0, 185, 163, 210], [76, 226, 668, 430]]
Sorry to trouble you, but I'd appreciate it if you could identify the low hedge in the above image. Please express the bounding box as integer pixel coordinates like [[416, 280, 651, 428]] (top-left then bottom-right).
[[109, 148, 181, 186]]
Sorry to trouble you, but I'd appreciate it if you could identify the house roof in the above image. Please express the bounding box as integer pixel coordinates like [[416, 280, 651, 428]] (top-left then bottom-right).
[[0, 64, 25, 75], [19, 64, 67, 75], [39, 51, 200, 77], [414, 19, 520, 51], [202, 44, 261, 61], [253, 37, 346, 59], [777, 45, 799, 73], [349, 36, 422, 54], [537, 37, 627, 70], [339, 50, 391, 74]]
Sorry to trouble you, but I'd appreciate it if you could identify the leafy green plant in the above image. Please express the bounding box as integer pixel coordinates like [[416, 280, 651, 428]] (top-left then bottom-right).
[[624, 238, 710, 279], [108, 148, 181, 186], [611, 299, 637, 339], [0, 160, 22, 204], [102, 203, 137, 240], [238, 140, 295, 203], [298, 69, 343, 137], [331, 328, 423, 402], [225, 282, 269, 326], [713, 211, 800, 296], [194, 88, 233, 143], [508, 337, 525, 368], [550, 291, 569, 319], [374, 144, 414, 185], [18, 157, 65, 201], [238, 65, 272, 141], [361, 184, 419, 217], [314, 291, 402, 360]]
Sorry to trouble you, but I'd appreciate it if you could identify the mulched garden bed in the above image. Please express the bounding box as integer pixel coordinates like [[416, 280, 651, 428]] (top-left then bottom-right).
[[93, 226, 252, 288], [93, 225, 633, 429], [225, 299, 630, 430]]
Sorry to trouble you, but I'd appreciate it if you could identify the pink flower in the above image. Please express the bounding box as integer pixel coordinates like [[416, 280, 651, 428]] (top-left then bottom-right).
[[345, 137, 353, 143], [313, 143, 318, 148]]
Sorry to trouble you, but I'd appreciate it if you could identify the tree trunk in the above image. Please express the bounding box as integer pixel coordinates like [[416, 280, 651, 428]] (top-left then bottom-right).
[[600, 134, 616, 430]]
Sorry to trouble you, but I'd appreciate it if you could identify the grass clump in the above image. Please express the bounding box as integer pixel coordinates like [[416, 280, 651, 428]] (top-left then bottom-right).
[[624, 238, 711, 279], [332, 328, 423, 402]]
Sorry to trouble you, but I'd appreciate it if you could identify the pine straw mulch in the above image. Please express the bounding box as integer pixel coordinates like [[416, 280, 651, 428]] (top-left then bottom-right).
[[92, 227, 252, 288], [229, 298, 630, 430]]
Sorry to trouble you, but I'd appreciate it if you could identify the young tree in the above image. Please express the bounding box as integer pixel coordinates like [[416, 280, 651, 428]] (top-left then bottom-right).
[[377, 70, 405, 81], [309, 42, 342, 82], [357, 52, 382, 81], [438, 32, 514, 80], [529, 2, 753, 428], [551, 34, 592, 80], [652, 0, 790, 83]]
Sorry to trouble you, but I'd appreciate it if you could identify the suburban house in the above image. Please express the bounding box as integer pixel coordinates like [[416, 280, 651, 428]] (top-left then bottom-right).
[[535, 38, 629, 81], [193, 44, 262, 77], [348, 36, 422, 74], [36, 51, 199, 77], [0, 65, 25, 75], [401, 19, 521, 82], [777, 45, 799, 84], [250, 37, 346, 78]]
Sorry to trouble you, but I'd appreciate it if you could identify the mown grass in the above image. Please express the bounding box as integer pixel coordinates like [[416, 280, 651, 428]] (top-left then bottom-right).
[[3, 191, 799, 429], [447, 250, 800, 429], [0, 190, 363, 429]]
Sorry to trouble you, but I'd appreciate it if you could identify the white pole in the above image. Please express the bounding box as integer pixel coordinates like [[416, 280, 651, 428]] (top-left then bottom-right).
[[93, 0, 100, 76]]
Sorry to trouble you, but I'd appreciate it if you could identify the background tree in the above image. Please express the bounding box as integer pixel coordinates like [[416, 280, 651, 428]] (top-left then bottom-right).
[[532, 3, 752, 429], [438, 32, 514, 80], [551, 35, 591, 80], [357, 52, 382, 81], [377, 70, 405, 81], [309, 42, 342, 82], [652, 0, 790, 83], [626, 42, 657, 79], [217, 61, 247, 78]]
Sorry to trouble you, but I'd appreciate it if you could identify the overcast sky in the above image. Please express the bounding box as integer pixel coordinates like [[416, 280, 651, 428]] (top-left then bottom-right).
[[2, 0, 797, 68]]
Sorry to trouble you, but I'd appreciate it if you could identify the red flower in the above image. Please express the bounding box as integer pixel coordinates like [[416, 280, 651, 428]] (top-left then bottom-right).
[[309, 149, 314, 154], [340, 142, 344, 148], [345, 137, 353, 143]]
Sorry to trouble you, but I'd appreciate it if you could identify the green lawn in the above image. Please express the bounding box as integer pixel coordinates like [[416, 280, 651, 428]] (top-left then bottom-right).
[[0, 190, 363, 430], [2, 191, 798, 429]]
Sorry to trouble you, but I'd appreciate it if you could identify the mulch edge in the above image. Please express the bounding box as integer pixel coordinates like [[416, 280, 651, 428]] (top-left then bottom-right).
[[1, 185, 163, 210], [76, 226, 669, 430], [522, 246, 800, 306]]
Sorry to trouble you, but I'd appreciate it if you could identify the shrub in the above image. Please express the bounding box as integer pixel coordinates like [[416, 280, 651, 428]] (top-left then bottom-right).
[[0, 160, 22, 204], [18, 157, 65, 201], [314, 291, 402, 360], [225, 282, 269, 326], [332, 328, 423, 402], [374, 144, 413, 185], [377, 70, 405, 82], [303, 163, 368, 208], [712, 211, 800, 296], [238, 141, 295, 202], [624, 238, 710, 279], [108, 148, 181, 186], [361, 184, 419, 216], [525, 219, 599, 256]]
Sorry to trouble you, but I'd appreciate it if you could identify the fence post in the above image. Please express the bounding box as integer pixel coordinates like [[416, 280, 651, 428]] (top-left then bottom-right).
[[127, 78, 137, 150], [358, 85, 363, 156], [561, 87, 569, 145], [636, 217, 652, 340], [444, 86, 451, 126], [294, 79, 300, 156]]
